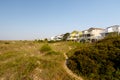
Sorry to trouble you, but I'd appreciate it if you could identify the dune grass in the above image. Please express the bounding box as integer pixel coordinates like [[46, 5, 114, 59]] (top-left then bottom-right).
[[0, 41, 79, 80]]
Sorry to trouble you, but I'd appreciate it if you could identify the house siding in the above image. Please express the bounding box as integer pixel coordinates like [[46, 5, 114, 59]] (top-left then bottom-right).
[[80, 28, 104, 42]]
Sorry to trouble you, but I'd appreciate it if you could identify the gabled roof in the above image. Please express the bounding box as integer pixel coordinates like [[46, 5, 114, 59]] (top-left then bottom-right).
[[71, 30, 79, 34], [88, 27, 104, 31], [82, 27, 104, 32]]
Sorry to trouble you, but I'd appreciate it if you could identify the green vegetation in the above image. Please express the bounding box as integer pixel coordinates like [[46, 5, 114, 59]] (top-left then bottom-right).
[[40, 44, 52, 52], [0, 41, 77, 80], [62, 33, 70, 41], [0, 51, 39, 80], [67, 34, 120, 80], [1, 34, 119, 80]]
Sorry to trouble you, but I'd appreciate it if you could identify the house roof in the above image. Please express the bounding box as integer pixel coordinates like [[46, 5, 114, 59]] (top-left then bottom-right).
[[69, 30, 82, 36], [88, 27, 104, 31], [107, 25, 120, 29], [71, 30, 79, 34], [82, 27, 104, 32]]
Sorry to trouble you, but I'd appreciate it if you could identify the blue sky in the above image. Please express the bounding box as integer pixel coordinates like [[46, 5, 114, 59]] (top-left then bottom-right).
[[0, 0, 120, 40]]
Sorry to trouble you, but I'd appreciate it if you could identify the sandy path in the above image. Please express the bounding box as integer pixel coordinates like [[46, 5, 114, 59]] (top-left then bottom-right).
[[63, 53, 83, 80]]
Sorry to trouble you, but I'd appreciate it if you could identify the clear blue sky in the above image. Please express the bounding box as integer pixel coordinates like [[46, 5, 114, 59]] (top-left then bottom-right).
[[0, 0, 120, 40]]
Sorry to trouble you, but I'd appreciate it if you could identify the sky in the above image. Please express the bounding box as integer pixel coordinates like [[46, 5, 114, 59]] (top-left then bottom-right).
[[0, 0, 120, 40]]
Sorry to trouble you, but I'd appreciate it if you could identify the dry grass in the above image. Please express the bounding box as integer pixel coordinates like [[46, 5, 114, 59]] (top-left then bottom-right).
[[0, 41, 80, 80]]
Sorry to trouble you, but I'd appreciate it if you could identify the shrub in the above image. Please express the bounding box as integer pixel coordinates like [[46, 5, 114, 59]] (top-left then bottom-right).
[[4, 42, 10, 44], [67, 35, 120, 80], [40, 44, 52, 52]]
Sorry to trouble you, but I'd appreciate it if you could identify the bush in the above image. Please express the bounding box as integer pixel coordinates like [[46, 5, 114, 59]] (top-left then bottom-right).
[[67, 35, 120, 80], [4, 42, 10, 44], [40, 44, 52, 52]]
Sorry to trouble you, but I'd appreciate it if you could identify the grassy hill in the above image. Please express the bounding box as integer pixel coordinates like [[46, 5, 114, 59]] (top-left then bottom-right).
[[67, 34, 120, 80], [1, 33, 120, 80], [0, 41, 80, 80]]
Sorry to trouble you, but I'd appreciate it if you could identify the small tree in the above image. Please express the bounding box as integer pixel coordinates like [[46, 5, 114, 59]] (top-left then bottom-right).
[[44, 38, 48, 42], [62, 33, 70, 41]]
